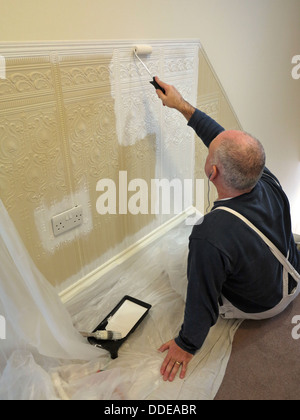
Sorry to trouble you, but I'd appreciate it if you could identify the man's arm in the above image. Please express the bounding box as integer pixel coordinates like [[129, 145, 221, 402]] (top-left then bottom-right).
[[158, 237, 227, 381], [175, 238, 226, 354], [155, 77, 196, 121], [155, 77, 225, 147]]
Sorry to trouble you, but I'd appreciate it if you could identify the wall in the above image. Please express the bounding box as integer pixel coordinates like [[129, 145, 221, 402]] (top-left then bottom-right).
[[1, 0, 299, 231], [0, 0, 299, 293], [0, 41, 192, 289], [0, 38, 241, 292]]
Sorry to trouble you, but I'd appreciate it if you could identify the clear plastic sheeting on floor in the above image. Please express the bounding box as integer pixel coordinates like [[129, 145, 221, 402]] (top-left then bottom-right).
[[0, 200, 242, 400]]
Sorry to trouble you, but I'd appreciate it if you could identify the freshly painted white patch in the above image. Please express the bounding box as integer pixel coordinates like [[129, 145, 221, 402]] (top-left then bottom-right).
[[109, 48, 160, 147], [34, 187, 93, 254], [105, 299, 148, 339]]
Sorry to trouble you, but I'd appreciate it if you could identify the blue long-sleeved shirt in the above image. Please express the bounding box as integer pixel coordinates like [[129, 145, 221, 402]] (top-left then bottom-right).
[[175, 109, 300, 354]]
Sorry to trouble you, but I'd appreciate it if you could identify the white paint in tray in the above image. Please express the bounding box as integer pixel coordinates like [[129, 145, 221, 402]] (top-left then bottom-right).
[[105, 300, 148, 338]]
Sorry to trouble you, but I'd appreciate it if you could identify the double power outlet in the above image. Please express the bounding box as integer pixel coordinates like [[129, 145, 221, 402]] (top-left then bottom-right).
[[51, 205, 83, 237]]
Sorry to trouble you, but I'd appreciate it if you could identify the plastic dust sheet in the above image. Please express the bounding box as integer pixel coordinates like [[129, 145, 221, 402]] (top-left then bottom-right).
[[0, 200, 241, 400]]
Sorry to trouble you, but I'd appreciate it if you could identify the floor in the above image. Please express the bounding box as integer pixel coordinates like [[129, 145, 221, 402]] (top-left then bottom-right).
[[215, 294, 300, 400]]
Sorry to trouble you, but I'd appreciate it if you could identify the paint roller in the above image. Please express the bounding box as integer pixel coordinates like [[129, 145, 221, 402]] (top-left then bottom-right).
[[133, 45, 166, 94], [80, 330, 122, 341]]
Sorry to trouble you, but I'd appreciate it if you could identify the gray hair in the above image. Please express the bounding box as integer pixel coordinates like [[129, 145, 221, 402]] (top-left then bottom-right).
[[213, 132, 266, 191]]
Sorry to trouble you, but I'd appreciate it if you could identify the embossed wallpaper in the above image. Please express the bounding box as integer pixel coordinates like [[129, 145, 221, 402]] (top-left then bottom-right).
[[0, 41, 241, 291]]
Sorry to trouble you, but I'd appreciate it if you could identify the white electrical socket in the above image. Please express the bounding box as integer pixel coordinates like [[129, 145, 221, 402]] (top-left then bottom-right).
[[51, 205, 83, 237]]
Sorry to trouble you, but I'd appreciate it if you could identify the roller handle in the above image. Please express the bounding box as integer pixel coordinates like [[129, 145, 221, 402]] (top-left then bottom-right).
[[150, 77, 166, 94]]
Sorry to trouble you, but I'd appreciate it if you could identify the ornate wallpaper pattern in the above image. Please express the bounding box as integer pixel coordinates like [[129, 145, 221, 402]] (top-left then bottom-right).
[[0, 41, 241, 290]]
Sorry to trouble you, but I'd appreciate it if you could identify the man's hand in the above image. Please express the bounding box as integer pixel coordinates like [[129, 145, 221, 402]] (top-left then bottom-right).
[[154, 77, 196, 121], [158, 339, 194, 382]]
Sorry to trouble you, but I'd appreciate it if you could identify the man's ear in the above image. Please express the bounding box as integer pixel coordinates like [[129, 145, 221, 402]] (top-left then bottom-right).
[[209, 165, 217, 180]]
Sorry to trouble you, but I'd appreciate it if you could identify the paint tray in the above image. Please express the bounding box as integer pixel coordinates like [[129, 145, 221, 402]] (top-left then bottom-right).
[[87, 295, 152, 359]]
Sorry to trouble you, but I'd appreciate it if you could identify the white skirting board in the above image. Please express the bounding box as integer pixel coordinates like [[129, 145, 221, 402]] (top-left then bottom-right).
[[59, 206, 197, 303]]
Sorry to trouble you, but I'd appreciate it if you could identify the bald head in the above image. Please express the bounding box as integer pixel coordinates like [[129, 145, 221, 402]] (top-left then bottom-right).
[[209, 130, 266, 192]]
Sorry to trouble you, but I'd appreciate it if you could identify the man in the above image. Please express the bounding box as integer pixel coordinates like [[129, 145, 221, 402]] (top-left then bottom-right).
[[154, 77, 300, 382]]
